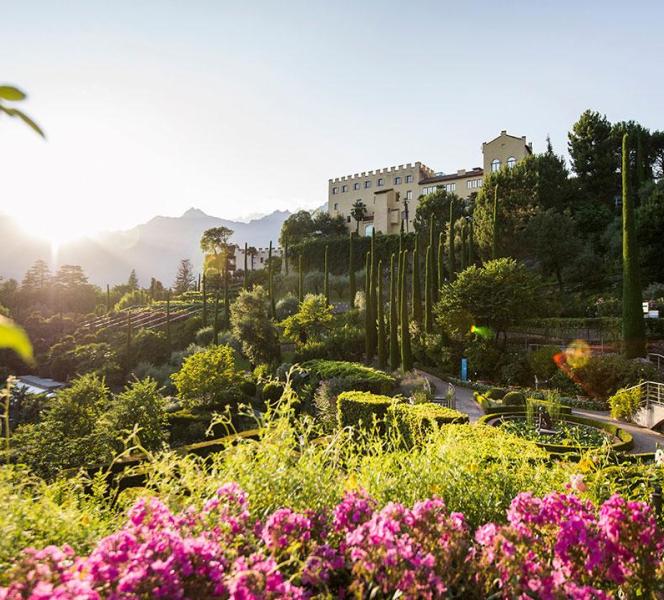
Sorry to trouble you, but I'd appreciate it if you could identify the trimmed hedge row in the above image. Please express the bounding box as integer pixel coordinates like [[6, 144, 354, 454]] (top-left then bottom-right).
[[337, 391, 395, 431], [388, 402, 468, 446], [474, 392, 572, 417], [300, 359, 396, 395]]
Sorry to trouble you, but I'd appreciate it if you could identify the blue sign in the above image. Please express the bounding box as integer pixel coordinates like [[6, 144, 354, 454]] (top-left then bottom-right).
[[460, 357, 468, 382]]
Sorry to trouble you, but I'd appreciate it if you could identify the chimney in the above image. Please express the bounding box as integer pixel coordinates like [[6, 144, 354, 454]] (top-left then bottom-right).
[[500, 130, 507, 135], [457, 169, 466, 176]]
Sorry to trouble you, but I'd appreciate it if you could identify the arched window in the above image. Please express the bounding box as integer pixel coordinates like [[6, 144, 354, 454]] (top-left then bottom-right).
[[491, 159, 501, 172], [507, 156, 517, 169], [365, 225, 375, 237]]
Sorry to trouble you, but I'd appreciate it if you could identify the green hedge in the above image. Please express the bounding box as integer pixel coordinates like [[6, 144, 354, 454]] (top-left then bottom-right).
[[388, 402, 468, 446], [300, 360, 396, 395], [337, 391, 395, 431]]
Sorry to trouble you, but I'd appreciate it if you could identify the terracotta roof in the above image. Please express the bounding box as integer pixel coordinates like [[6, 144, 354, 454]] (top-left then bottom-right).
[[419, 168, 484, 185]]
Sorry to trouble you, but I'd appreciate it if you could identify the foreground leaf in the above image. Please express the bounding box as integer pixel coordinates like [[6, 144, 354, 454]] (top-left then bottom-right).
[[0, 315, 34, 363], [0, 85, 26, 101]]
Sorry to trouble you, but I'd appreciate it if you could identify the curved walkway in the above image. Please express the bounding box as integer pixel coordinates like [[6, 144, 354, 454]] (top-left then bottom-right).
[[416, 369, 664, 453]]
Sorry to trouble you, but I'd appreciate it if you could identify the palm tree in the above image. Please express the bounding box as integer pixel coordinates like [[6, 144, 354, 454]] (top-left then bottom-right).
[[350, 200, 367, 234], [247, 246, 258, 270]]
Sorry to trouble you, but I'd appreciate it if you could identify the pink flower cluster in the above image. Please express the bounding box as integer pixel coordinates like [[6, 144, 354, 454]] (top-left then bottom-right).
[[2, 486, 663, 599]]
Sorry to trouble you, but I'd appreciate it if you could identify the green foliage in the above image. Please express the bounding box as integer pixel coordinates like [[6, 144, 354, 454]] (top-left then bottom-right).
[[400, 250, 413, 371], [130, 329, 169, 366], [502, 391, 527, 406], [0, 84, 44, 137], [275, 294, 299, 321], [101, 378, 167, 451], [195, 325, 215, 346], [0, 315, 33, 363], [171, 345, 242, 409], [292, 326, 365, 363], [281, 294, 333, 344], [389, 254, 400, 370], [114, 290, 150, 311], [261, 380, 285, 403], [299, 359, 396, 395], [336, 390, 395, 430], [388, 402, 468, 446], [48, 341, 122, 384], [621, 133, 646, 358], [487, 387, 507, 400], [608, 386, 642, 422], [435, 258, 542, 340], [528, 345, 560, 381], [413, 189, 460, 236], [229, 286, 281, 367]]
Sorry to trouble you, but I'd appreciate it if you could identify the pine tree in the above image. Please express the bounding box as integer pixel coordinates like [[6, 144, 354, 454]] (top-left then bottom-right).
[[243, 242, 248, 289], [298, 254, 304, 303], [174, 259, 195, 294], [400, 250, 413, 371], [621, 133, 646, 358], [324, 244, 330, 305], [377, 260, 386, 368], [349, 232, 356, 308], [127, 269, 139, 291], [389, 253, 400, 370], [411, 240, 423, 325], [492, 184, 499, 260], [424, 244, 433, 333], [448, 199, 456, 281]]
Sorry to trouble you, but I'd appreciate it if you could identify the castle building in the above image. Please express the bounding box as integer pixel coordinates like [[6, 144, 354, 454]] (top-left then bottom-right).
[[328, 130, 532, 236], [234, 245, 283, 271]]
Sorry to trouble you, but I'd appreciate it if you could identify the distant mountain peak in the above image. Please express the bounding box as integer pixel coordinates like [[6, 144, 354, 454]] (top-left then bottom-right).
[[181, 207, 208, 219]]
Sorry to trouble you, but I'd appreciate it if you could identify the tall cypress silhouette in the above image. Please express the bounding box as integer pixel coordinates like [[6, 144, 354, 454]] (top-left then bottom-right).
[[298, 254, 304, 303], [428, 215, 438, 303], [364, 251, 373, 362], [367, 230, 377, 358], [324, 244, 330, 305], [349, 232, 356, 308], [202, 273, 208, 326], [460, 220, 467, 271], [243, 242, 248, 289], [411, 239, 423, 325], [437, 231, 444, 286], [400, 250, 413, 371], [166, 289, 172, 352], [621, 133, 646, 357], [268, 241, 275, 318], [377, 259, 386, 368], [448, 200, 456, 281], [492, 184, 499, 260], [424, 244, 433, 333], [389, 253, 400, 370]]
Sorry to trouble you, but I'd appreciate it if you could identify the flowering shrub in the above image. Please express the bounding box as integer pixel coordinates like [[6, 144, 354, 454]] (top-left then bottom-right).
[[1, 486, 662, 599]]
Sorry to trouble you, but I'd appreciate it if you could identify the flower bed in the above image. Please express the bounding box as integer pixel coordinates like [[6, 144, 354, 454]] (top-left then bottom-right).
[[2, 485, 662, 599]]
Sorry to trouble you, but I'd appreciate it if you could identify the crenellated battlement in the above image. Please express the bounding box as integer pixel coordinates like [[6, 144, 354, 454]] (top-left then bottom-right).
[[329, 161, 433, 184]]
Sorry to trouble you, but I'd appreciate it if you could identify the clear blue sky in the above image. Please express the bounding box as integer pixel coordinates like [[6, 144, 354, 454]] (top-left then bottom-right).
[[3, 0, 663, 240]]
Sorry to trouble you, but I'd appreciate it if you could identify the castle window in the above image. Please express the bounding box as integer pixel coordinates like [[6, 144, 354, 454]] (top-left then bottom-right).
[[491, 159, 501, 172], [507, 156, 517, 168], [347, 216, 351, 223], [353, 182, 360, 190], [405, 175, 413, 183], [334, 203, 338, 210], [377, 178, 384, 187], [444, 183, 456, 192], [341, 185, 348, 192], [406, 190, 413, 200], [394, 176, 402, 185], [364, 180, 371, 188], [332, 187, 338, 195], [467, 179, 482, 189]]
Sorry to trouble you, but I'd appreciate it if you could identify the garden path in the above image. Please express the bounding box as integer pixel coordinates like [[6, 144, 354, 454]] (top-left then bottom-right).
[[416, 369, 483, 423], [573, 409, 664, 454]]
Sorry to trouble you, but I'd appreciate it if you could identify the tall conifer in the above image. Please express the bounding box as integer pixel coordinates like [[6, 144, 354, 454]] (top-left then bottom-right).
[[400, 250, 413, 371], [389, 253, 400, 370], [377, 260, 386, 368]]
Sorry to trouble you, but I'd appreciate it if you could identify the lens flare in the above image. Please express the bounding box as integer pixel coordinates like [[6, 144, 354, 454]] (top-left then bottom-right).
[[470, 324, 494, 339], [553, 339, 593, 394]]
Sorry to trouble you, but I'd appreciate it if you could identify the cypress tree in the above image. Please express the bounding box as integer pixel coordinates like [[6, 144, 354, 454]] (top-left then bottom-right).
[[377, 260, 386, 368], [197, 273, 201, 292], [166, 289, 171, 351], [364, 251, 373, 362], [367, 230, 377, 358], [106, 284, 111, 313], [324, 244, 330, 305], [223, 267, 230, 328], [636, 133, 646, 193], [284, 243, 289, 276], [268, 241, 275, 318], [126, 311, 132, 369], [349, 232, 356, 308], [400, 250, 413, 371], [397, 241, 404, 316], [460, 220, 467, 271], [424, 244, 433, 333], [621, 133, 646, 358], [298, 254, 304, 303], [411, 241, 423, 325], [243, 242, 248, 289], [468, 220, 475, 266], [202, 273, 208, 326], [428, 215, 439, 302], [212, 290, 220, 344], [492, 184, 499, 260], [437, 231, 444, 285], [389, 253, 400, 370], [448, 199, 456, 281]]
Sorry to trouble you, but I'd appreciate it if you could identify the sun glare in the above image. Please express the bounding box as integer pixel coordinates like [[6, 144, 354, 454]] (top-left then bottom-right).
[[14, 211, 91, 249]]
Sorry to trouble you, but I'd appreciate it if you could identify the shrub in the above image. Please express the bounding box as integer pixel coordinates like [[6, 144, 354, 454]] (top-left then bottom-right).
[[300, 360, 396, 395], [312, 377, 349, 432], [486, 387, 506, 400], [281, 294, 333, 344], [195, 325, 216, 346], [275, 294, 299, 321], [337, 391, 395, 430], [388, 402, 468, 446], [170, 345, 243, 410], [261, 381, 285, 403], [131, 329, 170, 366], [572, 353, 657, 401], [166, 410, 209, 446], [239, 379, 257, 398], [292, 326, 365, 363], [609, 385, 642, 422], [502, 391, 526, 406]]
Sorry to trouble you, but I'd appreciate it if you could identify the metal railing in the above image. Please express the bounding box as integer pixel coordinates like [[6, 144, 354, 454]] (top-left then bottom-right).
[[647, 353, 664, 373], [624, 381, 664, 409], [435, 382, 456, 410]]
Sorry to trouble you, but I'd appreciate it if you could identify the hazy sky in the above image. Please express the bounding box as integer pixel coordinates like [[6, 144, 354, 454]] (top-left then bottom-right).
[[3, 0, 663, 241]]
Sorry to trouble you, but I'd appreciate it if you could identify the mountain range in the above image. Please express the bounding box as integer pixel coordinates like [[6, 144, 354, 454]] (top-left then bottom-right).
[[0, 208, 291, 287]]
